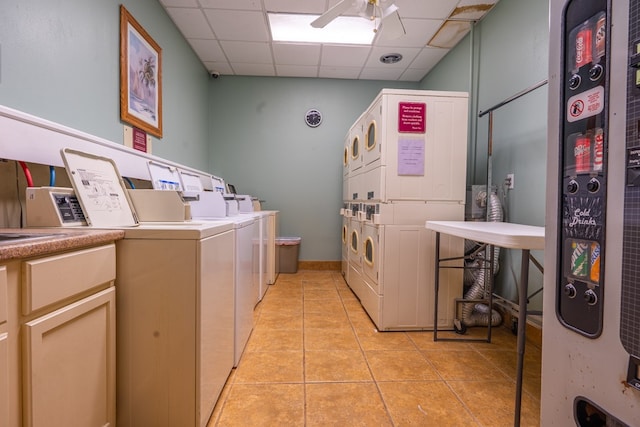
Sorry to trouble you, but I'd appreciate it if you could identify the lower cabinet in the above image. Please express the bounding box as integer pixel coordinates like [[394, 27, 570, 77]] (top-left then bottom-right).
[[22, 287, 115, 427], [2, 242, 116, 427]]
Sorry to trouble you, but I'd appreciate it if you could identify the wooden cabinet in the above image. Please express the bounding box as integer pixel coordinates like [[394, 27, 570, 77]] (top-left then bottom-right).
[[2, 243, 116, 427], [0, 266, 8, 427]]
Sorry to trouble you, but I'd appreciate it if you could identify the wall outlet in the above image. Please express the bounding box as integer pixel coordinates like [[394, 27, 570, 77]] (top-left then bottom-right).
[[506, 173, 515, 189]]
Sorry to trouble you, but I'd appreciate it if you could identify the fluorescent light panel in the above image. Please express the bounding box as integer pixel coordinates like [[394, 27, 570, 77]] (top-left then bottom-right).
[[268, 13, 376, 45]]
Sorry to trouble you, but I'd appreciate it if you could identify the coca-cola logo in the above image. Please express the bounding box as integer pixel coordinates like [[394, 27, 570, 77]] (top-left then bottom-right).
[[576, 35, 585, 62], [574, 143, 590, 157]]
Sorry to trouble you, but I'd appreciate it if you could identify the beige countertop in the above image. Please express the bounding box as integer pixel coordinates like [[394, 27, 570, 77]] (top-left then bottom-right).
[[0, 228, 125, 261]]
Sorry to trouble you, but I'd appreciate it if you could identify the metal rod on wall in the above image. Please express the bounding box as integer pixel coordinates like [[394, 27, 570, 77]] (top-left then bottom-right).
[[478, 79, 548, 118]]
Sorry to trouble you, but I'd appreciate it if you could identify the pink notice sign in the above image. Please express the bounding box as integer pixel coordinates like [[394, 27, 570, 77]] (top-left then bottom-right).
[[132, 127, 147, 152], [398, 102, 426, 133]]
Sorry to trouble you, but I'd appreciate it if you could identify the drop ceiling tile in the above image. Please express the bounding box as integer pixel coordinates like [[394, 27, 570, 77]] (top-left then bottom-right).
[[321, 45, 372, 67], [160, 0, 198, 7], [198, 0, 261, 10], [395, 0, 459, 20], [166, 8, 215, 39], [364, 46, 420, 68], [232, 63, 276, 76], [319, 66, 363, 80], [276, 64, 319, 78], [399, 68, 428, 81], [220, 41, 273, 63], [408, 47, 450, 69], [188, 38, 226, 62], [452, 0, 499, 20], [203, 61, 234, 74], [428, 20, 472, 48], [204, 10, 269, 41], [273, 43, 321, 66], [358, 66, 406, 81], [264, 0, 326, 14], [375, 18, 444, 48]]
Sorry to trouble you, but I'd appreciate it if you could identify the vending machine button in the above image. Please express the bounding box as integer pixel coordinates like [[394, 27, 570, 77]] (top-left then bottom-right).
[[587, 178, 600, 193], [584, 289, 598, 305], [564, 283, 577, 298], [589, 64, 603, 81], [569, 74, 581, 90], [567, 180, 579, 193]]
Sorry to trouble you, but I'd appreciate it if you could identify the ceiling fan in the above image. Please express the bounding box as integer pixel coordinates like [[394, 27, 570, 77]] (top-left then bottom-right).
[[311, 0, 406, 40]]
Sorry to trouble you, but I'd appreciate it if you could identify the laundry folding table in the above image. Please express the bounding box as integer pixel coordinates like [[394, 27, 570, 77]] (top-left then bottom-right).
[[425, 220, 545, 427]]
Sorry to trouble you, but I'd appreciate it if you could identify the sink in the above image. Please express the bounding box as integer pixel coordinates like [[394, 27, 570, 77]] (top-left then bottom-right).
[[0, 233, 58, 244]]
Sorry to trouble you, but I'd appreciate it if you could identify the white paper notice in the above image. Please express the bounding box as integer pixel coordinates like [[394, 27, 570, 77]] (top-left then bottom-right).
[[398, 139, 425, 176]]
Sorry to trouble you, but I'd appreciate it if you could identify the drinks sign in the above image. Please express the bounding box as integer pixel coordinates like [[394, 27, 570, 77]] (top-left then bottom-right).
[[398, 102, 426, 133]]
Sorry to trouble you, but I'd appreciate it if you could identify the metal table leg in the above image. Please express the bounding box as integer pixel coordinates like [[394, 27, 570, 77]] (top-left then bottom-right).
[[433, 231, 440, 341], [514, 249, 530, 427]]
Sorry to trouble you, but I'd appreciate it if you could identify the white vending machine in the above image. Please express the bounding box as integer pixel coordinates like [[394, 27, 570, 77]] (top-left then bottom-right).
[[543, 0, 640, 425]]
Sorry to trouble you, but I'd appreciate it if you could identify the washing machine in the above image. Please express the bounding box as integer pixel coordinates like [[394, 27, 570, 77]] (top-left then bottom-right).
[[341, 207, 350, 280], [542, 0, 640, 425], [52, 150, 239, 426]]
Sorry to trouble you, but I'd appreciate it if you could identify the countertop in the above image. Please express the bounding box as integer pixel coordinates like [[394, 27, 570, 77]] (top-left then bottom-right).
[[0, 228, 125, 261]]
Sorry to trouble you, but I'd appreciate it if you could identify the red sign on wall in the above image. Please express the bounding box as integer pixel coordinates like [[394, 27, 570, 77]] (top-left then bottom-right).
[[398, 102, 426, 133], [132, 127, 148, 152]]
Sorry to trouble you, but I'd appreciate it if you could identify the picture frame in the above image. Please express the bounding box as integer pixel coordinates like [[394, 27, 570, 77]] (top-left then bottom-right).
[[120, 5, 162, 138]]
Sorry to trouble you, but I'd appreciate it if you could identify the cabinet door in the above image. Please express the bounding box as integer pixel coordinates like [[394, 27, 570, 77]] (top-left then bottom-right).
[[22, 287, 115, 427], [0, 332, 8, 427]]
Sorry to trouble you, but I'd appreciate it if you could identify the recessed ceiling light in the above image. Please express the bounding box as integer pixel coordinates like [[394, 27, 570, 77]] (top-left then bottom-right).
[[380, 53, 403, 64], [268, 13, 376, 45]]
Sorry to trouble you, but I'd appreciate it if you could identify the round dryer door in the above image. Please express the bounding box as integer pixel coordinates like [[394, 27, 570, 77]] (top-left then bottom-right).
[[351, 136, 360, 160], [350, 229, 359, 253], [342, 224, 348, 245], [365, 120, 377, 151], [364, 236, 375, 266]]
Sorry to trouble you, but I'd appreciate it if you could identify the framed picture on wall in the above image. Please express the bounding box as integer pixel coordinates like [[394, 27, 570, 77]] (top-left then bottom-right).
[[119, 5, 162, 138]]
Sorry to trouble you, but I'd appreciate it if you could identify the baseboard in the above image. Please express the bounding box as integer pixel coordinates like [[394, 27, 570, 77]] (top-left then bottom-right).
[[297, 261, 341, 271], [500, 311, 542, 349]]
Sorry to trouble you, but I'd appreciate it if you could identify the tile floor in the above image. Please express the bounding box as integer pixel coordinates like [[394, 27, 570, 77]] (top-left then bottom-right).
[[208, 270, 541, 426]]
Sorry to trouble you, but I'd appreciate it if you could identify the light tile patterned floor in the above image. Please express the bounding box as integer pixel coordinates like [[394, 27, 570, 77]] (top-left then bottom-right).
[[208, 270, 541, 426]]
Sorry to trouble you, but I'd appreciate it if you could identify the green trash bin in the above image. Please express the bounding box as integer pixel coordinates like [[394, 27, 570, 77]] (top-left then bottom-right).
[[276, 237, 301, 273]]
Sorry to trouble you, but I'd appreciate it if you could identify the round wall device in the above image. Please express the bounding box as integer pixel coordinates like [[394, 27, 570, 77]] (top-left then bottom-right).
[[305, 109, 323, 127]]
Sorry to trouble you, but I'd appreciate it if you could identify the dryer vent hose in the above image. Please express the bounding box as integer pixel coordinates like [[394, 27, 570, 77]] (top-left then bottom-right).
[[462, 190, 503, 328]]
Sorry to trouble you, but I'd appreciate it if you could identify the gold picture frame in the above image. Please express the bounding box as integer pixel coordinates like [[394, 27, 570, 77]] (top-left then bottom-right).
[[120, 5, 162, 138]]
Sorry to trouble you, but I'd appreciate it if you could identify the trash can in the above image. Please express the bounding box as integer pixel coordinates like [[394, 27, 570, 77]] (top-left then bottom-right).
[[276, 237, 301, 273]]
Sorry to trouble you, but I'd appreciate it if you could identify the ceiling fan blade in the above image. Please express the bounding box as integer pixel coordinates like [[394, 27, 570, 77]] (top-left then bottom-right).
[[379, 5, 406, 40], [311, 0, 354, 28]]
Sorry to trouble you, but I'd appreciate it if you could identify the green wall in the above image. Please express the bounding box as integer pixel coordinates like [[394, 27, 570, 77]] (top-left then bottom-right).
[[0, 0, 211, 171], [422, 0, 549, 307], [208, 77, 417, 260]]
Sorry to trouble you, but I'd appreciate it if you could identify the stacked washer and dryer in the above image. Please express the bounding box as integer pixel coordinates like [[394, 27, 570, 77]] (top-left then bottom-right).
[[341, 89, 469, 331]]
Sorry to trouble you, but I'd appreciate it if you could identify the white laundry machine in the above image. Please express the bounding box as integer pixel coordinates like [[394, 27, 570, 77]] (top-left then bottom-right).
[[360, 89, 469, 202], [358, 201, 464, 330], [341, 89, 469, 331], [113, 222, 235, 427], [44, 150, 239, 426], [543, 0, 640, 425]]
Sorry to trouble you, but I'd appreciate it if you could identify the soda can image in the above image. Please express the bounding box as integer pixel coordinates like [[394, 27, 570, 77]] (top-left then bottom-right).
[[593, 129, 604, 171], [574, 135, 591, 174], [590, 242, 601, 283], [575, 26, 593, 69], [571, 241, 589, 278], [595, 14, 606, 59]]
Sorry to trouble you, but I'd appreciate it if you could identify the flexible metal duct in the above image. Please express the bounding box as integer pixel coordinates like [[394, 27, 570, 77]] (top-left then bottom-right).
[[461, 189, 503, 328]]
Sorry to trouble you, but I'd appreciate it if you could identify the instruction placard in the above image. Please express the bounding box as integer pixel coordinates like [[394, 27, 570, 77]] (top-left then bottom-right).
[[398, 139, 425, 176], [398, 102, 426, 133]]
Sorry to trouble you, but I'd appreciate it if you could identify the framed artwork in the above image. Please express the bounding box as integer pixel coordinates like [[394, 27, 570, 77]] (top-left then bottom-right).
[[120, 5, 162, 138]]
